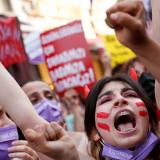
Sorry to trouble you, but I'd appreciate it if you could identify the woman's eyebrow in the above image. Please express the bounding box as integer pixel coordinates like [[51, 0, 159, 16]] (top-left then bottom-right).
[[121, 87, 134, 93], [98, 91, 112, 100]]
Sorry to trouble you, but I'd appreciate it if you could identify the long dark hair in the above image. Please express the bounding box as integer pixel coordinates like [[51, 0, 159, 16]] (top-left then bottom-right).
[[84, 74, 159, 160]]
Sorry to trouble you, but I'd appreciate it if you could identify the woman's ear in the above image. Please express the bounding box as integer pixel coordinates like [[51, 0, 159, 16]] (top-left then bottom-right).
[[90, 129, 100, 142]]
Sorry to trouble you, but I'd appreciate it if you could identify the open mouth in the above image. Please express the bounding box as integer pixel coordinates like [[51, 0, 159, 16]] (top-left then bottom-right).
[[114, 111, 136, 132]]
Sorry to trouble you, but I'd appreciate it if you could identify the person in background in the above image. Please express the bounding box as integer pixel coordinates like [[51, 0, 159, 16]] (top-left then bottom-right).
[[22, 81, 63, 124], [120, 57, 147, 78], [60, 98, 75, 131], [22, 80, 94, 159], [97, 44, 112, 77], [63, 88, 85, 131]]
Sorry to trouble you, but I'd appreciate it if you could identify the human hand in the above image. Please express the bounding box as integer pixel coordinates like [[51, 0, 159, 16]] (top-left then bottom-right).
[[8, 140, 39, 160], [99, 51, 112, 77], [24, 122, 80, 160], [99, 52, 111, 67], [106, 0, 149, 50]]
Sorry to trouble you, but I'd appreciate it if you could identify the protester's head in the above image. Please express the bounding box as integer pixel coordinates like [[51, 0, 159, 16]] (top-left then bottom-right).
[[84, 74, 158, 158], [63, 88, 82, 106], [120, 58, 147, 77], [22, 81, 62, 122], [132, 58, 146, 77]]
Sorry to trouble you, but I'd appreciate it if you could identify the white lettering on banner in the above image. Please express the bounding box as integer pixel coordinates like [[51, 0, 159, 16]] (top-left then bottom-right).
[[44, 45, 55, 55], [0, 25, 20, 42], [52, 68, 95, 92], [0, 44, 21, 60], [47, 48, 86, 68], [89, 67, 95, 82], [41, 23, 83, 45], [50, 61, 86, 81]]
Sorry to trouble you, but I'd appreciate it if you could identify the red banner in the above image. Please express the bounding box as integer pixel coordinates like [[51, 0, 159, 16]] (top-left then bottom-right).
[[41, 20, 96, 95], [0, 17, 26, 68]]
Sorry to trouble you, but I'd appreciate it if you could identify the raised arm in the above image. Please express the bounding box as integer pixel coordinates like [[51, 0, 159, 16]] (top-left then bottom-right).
[[0, 63, 46, 131], [151, 0, 160, 112], [151, 0, 160, 42], [106, 0, 160, 82]]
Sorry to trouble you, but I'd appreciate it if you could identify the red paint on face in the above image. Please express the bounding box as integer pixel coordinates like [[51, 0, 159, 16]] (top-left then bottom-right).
[[139, 111, 148, 117], [96, 112, 109, 119], [97, 122, 110, 131], [136, 102, 145, 107]]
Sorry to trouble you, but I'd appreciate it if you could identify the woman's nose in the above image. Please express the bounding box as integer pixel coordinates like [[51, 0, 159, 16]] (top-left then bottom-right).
[[113, 98, 128, 108]]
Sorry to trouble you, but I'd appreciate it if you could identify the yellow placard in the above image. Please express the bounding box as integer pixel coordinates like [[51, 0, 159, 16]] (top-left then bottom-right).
[[101, 34, 136, 67]]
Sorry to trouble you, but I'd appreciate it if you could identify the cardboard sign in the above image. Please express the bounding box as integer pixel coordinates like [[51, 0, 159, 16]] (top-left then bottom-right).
[[102, 34, 136, 67], [0, 17, 26, 68], [41, 20, 96, 95]]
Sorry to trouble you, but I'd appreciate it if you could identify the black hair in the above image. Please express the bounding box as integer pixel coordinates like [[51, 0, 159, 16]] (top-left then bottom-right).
[[139, 72, 155, 103]]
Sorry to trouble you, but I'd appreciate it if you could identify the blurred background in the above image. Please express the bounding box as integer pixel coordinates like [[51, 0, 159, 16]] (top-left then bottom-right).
[[0, 0, 151, 87]]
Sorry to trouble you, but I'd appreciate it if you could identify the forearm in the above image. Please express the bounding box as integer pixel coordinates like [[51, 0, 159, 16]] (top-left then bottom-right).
[[0, 63, 46, 130], [151, 0, 160, 43], [155, 81, 160, 108], [151, 0, 160, 110], [131, 38, 160, 82]]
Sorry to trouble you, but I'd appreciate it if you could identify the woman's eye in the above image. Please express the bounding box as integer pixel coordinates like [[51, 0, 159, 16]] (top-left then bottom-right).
[[45, 93, 54, 100], [123, 92, 138, 98], [98, 97, 112, 105], [30, 98, 39, 105]]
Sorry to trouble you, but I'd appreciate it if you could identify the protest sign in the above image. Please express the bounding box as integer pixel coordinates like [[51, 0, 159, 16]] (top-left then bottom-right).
[[102, 34, 136, 67], [41, 20, 96, 95]]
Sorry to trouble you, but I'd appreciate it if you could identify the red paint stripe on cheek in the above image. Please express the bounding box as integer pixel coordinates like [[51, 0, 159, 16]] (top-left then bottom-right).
[[96, 112, 109, 119], [139, 111, 148, 117], [97, 123, 110, 132], [136, 102, 145, 107]]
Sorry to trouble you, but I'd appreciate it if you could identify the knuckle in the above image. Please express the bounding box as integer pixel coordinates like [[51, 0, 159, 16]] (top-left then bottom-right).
[[24, 146, 30, 153], [137, 0, 143, 7], [135, 20, 143, 29], [135, 1, 144, 11], [23, 154, 30, 159], [116, 3, 123, 11]]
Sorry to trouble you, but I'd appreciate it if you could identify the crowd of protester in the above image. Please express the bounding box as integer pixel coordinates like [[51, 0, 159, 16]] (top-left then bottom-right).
[[1, 0, 160, 159]]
